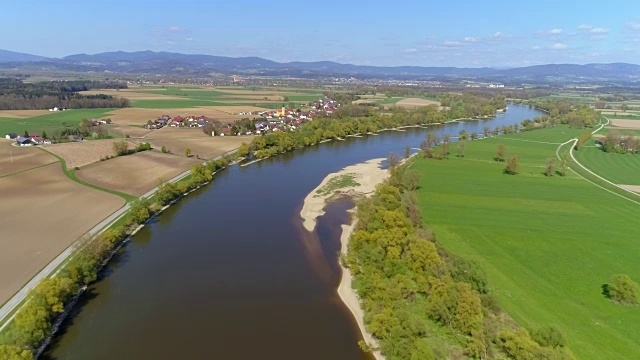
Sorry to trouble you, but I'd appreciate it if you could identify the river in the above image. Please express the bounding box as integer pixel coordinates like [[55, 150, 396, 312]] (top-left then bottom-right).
[[43, 104, 543, 360]]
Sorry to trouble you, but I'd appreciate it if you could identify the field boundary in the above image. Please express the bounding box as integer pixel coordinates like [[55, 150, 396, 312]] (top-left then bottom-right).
[[0, 148, 238, 331], [555, 117, 640, 205]]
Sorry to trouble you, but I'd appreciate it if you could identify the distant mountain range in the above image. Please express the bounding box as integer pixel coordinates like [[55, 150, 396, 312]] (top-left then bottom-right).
[[1, 49, 640, 83]]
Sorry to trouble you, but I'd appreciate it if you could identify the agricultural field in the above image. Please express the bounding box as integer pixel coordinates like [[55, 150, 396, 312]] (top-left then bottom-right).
[[0, 110, 50, 119], [144, 127, 251, 159], [608, 118, 640, 130], [412, 127, 640, 359], [105, 106, 260, 127], [395, 97, 441, 109], [0, 161, 124, 304], [0, 140, 58, 177], [573, 142, 640, 185], [45, 139, 137, 169], [0, 108, 115, 136], [75, 150, 199, 196]]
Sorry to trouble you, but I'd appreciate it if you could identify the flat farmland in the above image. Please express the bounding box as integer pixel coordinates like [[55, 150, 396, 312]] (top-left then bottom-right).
[[106, 106, 262, 126], [76, 151, 199, 196], [395, 97, 441, 109], [79, 89, 186, 101], [45, 139, 137, 169], [0, 108, 115, 136], [609, 118, 640, 129], [0, 162, 124, 304], [0, 140, 58, 177], [0, 110, 51, 119], [413, 127, 640, 359], [145, 128, 252, 159]]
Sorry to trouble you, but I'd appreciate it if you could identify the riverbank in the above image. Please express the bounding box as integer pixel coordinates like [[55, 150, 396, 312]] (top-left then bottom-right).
[[300, 158, 389, 360], [300, 158, 388, 232]]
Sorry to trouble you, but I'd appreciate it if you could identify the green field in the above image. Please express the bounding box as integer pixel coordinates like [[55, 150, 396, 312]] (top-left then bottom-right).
[[0, 108, 115, 136], [573, 141, 640, 185], [131, 86, 324, 108], [412, 127, 640, 359]]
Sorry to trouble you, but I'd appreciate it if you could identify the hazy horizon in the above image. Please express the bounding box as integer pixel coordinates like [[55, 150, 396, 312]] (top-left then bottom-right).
[[2, 0, 640, 67]]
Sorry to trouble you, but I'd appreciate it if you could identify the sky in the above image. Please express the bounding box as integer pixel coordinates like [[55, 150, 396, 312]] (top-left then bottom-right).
[[2, 0, 640, 68]]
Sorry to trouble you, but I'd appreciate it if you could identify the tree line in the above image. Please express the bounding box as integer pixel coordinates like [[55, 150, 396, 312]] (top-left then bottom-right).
[[246, 95, 507, 159], [345, 161, 575, 359], [0, 78, 129, 110], [0, 155, 235, 359]]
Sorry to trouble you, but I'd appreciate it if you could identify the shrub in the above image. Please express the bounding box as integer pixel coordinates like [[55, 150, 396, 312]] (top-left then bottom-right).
[[605, 274, 640, 305], [504, 155, 520, 175]]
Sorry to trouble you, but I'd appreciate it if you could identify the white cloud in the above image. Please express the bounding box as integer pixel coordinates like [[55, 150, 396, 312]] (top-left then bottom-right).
[[443, 40, 464, 47], [549, 28, 563, 34], [492, 31, 503, 38], [577, 24, 593, 30], [590, 35, 606, 41], [168, 25, 182, 32], [185, 37, 193, 41], [627, 22, 640, 31], [403, 48, 418, 53], [464, 37, 479, 42], [532, 46, 541, 50], [550, 43, 567, 50], [590, 27, 610, 34]]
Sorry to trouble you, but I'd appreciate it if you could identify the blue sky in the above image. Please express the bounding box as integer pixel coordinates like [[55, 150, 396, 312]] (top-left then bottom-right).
[[3, 0, 640, 67]]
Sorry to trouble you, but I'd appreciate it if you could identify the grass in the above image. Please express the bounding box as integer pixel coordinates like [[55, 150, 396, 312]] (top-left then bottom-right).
[[315, 174, 360, 197], [573, 141, 640, 185], [0, 108, 115, 136], [412, 127, 640, 360]]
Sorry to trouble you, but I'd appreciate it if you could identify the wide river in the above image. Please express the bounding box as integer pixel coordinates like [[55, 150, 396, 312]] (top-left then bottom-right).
[[44, 104, 544, 360]]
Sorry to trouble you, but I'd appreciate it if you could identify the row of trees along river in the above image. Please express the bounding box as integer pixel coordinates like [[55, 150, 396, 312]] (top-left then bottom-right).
[[32, 101, 549, 360]]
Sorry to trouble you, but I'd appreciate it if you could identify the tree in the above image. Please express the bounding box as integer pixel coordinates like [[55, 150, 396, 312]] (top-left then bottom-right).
[[504, 155, 520, 175], [161, 145, 168, 153], [403, 170, 420, 191], [129, 198, 150, 224], [238, 142, 250, 157], [41, 130, 48, 139], [496, 143, 506, 162], [531, 326, 567, 348], [559, 157, 569, 176], [387, 152, 401, 168], [23, 130, 29, 138], [185, 147, 191, 157], [606, 274, 640, 305], [0, 345, 33, 360], [112, 140, 129, 156], [545, 158, 555, 177], [457, 140, 466, 158], [404, 145, 411, 159]]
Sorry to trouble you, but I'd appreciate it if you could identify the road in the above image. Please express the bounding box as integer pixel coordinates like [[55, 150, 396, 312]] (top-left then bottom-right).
[[0, 150, 236, 330]]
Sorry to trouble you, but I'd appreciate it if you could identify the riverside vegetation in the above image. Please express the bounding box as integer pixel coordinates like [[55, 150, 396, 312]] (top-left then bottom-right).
[[0, 156, 234, 359], [345, 162, 574, 360]]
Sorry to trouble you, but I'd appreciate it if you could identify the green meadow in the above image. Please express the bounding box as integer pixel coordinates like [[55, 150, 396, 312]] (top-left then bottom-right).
[[0, 108, 115, 136], [573, 142, 640, 185], [412, 127, 640, 359], [131, 86, 324, 108]]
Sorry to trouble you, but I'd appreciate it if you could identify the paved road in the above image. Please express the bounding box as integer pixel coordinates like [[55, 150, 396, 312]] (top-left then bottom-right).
[[0, 150, 236, 329]]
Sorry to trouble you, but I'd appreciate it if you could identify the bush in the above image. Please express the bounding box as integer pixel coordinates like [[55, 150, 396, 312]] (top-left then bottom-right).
[[605, 274, 640, 305], [504, 155, 520, 175]]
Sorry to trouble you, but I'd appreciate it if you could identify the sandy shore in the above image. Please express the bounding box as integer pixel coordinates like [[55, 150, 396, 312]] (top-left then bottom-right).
[[300, 158, 388, 232], [300, 158, 388, 359]]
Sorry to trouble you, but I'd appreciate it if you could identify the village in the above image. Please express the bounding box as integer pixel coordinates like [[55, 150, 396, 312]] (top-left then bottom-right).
[[145, 97, 340, 136]]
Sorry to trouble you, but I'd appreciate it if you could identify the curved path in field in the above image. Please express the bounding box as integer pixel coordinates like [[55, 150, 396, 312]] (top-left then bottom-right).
[[554, 117, 640, 205]]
